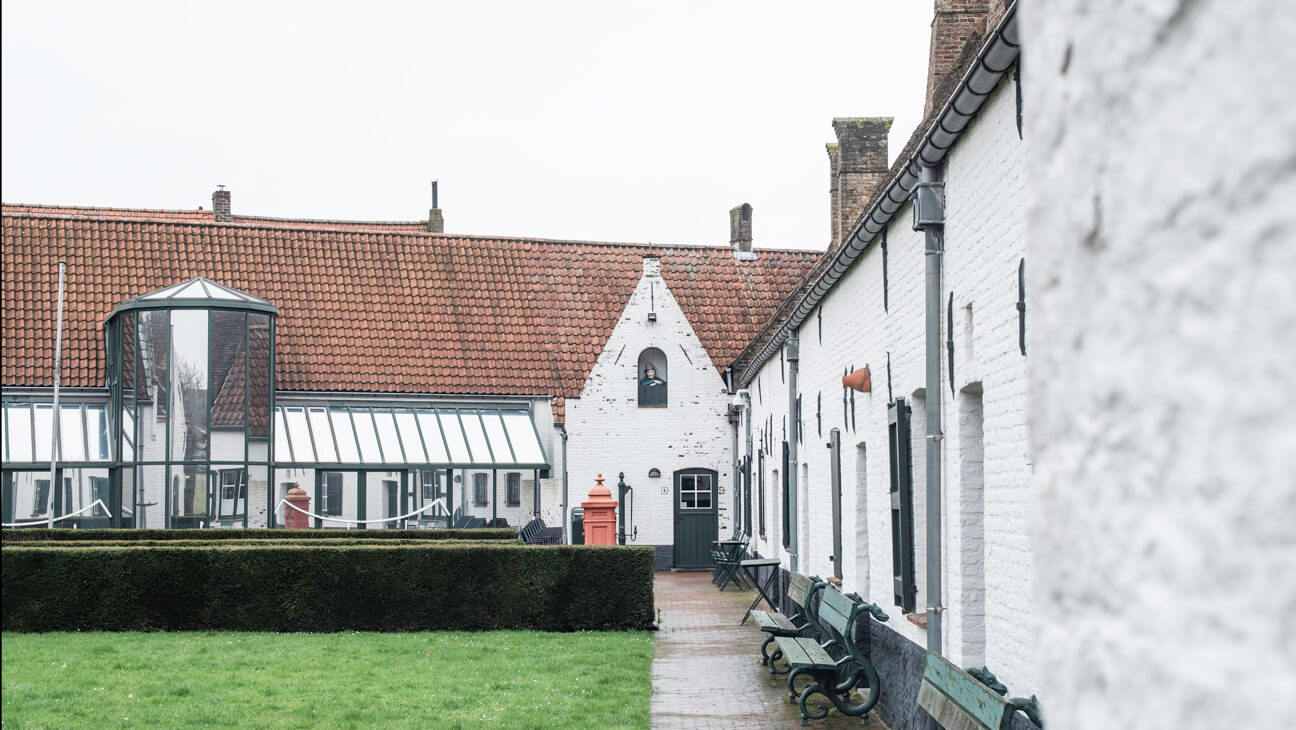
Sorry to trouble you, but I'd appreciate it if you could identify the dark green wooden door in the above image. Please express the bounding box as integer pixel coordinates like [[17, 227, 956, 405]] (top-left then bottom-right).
[[673, 469, 718, 569]]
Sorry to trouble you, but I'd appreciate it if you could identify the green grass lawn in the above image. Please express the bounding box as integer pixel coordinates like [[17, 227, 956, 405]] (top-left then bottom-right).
[[1, 630, 653, 729]]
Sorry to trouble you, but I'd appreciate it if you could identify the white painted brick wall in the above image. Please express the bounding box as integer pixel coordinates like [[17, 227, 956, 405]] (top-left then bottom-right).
[[1023, 2, 1296, 727], [567, 257, 734, 554], [742, 76, 1035, 693]]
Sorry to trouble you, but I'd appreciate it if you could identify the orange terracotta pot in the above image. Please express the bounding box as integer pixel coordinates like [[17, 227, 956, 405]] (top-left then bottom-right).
[[842, 365, 872, 393]]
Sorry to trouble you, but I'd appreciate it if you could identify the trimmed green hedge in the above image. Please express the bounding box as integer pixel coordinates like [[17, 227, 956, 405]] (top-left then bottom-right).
[[1, 528, 517, 542], [2, 544, 654, 632], [5, 539, 520, 549]]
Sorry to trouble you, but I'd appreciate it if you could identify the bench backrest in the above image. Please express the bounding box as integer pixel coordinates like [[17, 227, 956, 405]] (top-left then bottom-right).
[[917, 653, 1017, 730], [787, 572, 817, 610], [817, 585, 856, 639]]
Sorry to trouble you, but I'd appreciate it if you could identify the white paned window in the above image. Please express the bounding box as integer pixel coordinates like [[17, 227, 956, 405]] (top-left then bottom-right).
[[352, 410, 383, 463], [330, 409, 360, 462], [7, 404, 33, 462], [460, 411, 493, 465], [438, 411, 470, 463], [274, 408, 292, 461], [480, 411, 515, 464], [284, 407, 315, 463], [34, 404, 53, 462], [394, 410, 427, 464], [417, 410, 449, 463], [372, 410, 404, 464], [308, 408, 336, 462], [501, 411, 545, 465], [86, 406, 110, 461]]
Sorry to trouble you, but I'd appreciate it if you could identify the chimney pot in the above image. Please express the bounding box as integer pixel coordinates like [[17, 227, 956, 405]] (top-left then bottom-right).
[[212, 187, 232, 223]]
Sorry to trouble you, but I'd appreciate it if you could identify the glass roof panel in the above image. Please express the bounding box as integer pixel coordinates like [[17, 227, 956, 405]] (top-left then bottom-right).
[[373, 410, 404, 464], [274, 408, 292, 461], [140, 282, 188, 300], [308, 408, 337, 462], [394, 410, 427, 464], [438, 411, 471, 463], [416, 410, 449, 463], [60, 405, 85, 461], [480, 410, 516, 465], [284, 407, 315, 463], [34, 404, 53, 462], [330, 409, 360, 462], [501, 411, 546, 465], [352, 409, 383, 463], [205, 283, 243, 300], [176, 280, 211, 299], [8, 405, 33, 462], [459, 410, 493, 465]]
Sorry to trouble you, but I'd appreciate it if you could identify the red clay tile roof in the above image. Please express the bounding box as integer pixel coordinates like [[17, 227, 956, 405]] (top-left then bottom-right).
[[2, 206, 817, 416]]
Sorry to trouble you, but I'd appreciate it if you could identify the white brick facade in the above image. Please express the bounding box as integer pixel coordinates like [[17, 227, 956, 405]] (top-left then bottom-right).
[[566, 256, 734, 560], [1023, 1, 1296, 727], [741, 75, 1037, 695]]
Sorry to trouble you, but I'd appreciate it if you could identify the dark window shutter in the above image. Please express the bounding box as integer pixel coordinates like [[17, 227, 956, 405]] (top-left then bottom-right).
[[325, 473, 343, 516], [473, 474, 488, 506], [758, 452, 766, 535], [781, 441, 791, 549], [888, 398, 916, 612], [830, 429, 843, 580]]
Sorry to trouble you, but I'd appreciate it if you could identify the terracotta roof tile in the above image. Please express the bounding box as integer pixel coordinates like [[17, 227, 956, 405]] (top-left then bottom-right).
[[3, 206, 817, 408]]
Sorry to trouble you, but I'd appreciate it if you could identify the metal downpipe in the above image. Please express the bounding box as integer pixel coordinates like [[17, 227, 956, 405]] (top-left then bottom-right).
[[919, 164, 946, 666], [741, 388, 753, 534], [731, 408, 740, 535], [786, 334, 799, 573], [560, 428, 569, 543]]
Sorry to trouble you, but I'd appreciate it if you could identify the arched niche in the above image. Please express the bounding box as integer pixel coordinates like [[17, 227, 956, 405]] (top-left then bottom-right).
[[637, 348, 668, 406]]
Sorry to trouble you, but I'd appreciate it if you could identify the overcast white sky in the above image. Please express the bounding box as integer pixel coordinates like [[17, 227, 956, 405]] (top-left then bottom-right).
[[2, 1, 932, 251]]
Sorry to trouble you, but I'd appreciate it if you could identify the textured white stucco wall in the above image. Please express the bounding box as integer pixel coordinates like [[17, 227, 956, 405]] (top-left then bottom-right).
[[1023, 1, 1296, 728], [742, 74, 1036, 693], [566, 256, 734, 555]]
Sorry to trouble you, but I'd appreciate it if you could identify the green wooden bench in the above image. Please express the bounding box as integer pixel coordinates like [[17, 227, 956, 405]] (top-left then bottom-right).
[[772, 586, 889, 726], [748, 572, 826, 675], [917, 653, 1044, 730]]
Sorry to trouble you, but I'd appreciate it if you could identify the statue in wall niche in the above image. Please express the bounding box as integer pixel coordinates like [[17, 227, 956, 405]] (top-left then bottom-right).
[[640, 365, 666, 388]]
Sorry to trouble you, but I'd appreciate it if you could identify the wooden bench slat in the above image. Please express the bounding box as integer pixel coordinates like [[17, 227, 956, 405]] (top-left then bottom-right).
[[918, 653, 1015, 730], [772, 636, 836, 669]]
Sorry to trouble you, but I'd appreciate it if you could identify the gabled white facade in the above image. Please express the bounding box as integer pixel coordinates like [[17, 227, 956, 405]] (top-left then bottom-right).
[[566, 256, 734, 568]]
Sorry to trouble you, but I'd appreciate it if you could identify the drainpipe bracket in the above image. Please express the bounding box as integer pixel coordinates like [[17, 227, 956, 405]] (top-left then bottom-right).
[[926, 432, 945, 442]]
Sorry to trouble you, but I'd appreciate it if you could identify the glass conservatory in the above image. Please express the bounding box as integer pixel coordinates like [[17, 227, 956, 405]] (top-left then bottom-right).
[[2, 277, 550, 529]]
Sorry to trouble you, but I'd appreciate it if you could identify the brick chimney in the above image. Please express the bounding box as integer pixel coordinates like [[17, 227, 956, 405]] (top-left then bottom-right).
[[828, 118, 891, 247], [730, 203, 755, 260], [924, 0, 993, 118], [212, 186, 232, 223], [427, 179, 444, 233]]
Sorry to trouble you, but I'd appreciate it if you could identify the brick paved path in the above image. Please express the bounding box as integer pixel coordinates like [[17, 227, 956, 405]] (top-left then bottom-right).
[[651, 571, 889, 729]]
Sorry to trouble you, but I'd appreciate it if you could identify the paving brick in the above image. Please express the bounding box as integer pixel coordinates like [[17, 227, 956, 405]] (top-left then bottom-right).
[[652, 571, 890, 729]]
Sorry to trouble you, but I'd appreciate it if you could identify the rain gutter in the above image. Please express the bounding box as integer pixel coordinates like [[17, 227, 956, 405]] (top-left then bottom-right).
[[737, 5, 1019, 385]]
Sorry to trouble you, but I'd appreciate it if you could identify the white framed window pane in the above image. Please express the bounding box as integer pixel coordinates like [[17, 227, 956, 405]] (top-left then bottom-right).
[[86, 405, 110, 461], [460, 410, 493, 465], [307, 408, 337, 462], [330, 409, 360, 463], [60, 405, 85, 462], [394, 409, 427, 464], [352, 409, 383, 463], [7, 404, 33, 462], [373, 410, 404, 464], [501, 411, 546, 465], [34, 404, 53, 462], [417, 410, 449, 464], [284, 407, 315, 463], [273, 408, 292, 461], [438, 411, 471, 463], [480, 411, 515, 464]]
